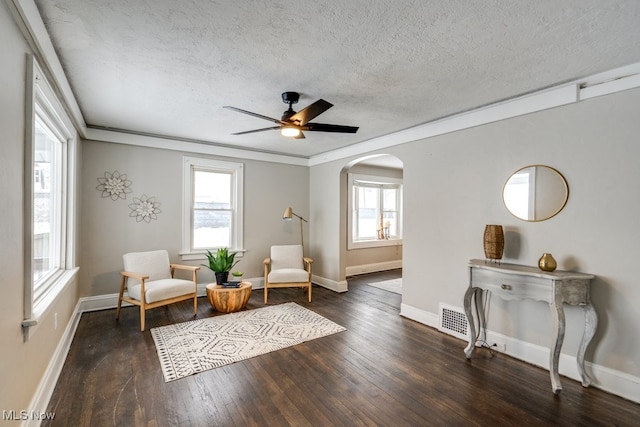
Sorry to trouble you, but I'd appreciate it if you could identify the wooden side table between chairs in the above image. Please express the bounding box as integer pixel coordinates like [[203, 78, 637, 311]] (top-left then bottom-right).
[[206, 282, 252, 313]]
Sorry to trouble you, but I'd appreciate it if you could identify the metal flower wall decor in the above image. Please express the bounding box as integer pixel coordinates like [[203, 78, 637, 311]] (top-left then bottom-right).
[[97, 170, 161, 223], [96, 170, 132, 200], [128, 194, 162, 223]]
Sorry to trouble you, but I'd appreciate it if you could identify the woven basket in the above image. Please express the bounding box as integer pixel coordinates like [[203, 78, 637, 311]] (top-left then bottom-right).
[[483, 225, 504, 260]]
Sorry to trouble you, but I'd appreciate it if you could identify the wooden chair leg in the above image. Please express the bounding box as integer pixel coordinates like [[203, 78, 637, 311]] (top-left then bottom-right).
[[192, 272, 198, 316], [139, 305, 146, 331], [308, 284, 312, 302], [116, 276, 126, 320], [264, 286, 268, 304]]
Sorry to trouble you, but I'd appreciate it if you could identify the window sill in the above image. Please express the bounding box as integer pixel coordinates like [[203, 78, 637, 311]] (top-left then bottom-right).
[[348, 239, 403, 250], [22, 267, 79, 341], [180, 249, 246, 262]]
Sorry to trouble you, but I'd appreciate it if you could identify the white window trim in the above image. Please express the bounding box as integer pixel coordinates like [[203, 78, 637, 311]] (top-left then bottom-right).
[[181, 156, 244, 261], [348, 173, 403, 250], [22, 56, 78, 340]]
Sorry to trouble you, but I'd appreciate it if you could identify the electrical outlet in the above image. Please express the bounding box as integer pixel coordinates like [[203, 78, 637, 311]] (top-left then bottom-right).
[[54, 313, 58, 330], [492, 342, 506, 352]]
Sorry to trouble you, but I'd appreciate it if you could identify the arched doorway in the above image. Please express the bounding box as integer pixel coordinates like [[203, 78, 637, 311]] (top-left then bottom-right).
[[340, 154, 403, 296]]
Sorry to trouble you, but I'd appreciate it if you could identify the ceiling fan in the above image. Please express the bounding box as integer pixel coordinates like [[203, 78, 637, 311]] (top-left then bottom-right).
[[223, 92, 358, 139]]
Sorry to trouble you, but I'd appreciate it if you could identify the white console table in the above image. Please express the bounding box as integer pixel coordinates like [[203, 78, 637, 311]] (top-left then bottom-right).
[[463, 259, 596, 394]]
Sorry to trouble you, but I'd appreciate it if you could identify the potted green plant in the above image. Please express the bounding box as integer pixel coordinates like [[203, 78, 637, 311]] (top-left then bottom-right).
[[203, 247, 239, 285]]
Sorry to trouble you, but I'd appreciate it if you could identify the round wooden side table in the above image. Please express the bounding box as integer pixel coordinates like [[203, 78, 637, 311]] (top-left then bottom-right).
[[206, 282, 252, 313]]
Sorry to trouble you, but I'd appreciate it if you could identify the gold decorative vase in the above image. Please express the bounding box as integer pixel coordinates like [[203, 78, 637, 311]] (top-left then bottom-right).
[[483, 225, 504, 261], [538, 253, 557, 272]]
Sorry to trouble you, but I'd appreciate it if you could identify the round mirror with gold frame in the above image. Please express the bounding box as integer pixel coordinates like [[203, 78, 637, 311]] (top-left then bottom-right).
[[502, 165, 569, 221]]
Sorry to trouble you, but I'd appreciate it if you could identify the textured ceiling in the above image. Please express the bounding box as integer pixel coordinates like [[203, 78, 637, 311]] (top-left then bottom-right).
[[35, 0, 640, 158]]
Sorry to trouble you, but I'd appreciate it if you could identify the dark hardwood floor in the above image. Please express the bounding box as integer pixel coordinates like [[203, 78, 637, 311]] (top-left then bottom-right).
[[45, 270, 638, 426]]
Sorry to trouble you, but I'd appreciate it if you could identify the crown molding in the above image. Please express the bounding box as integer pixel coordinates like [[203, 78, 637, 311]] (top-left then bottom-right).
[[308, 61, 640, 166], [309, 84, 578, 166], [10, 1, 640, 168], [9, 0, 87, 137], [84, 128, 310, 166]]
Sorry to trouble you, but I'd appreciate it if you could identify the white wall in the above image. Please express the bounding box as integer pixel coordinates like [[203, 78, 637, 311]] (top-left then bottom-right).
[[0, 1, 80, 413], [310, 87, 640, 397], [79, 140, 310, 297], [309, 162, 345, 289]]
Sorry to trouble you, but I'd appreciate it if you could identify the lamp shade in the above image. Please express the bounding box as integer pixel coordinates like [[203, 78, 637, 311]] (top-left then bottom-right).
[[283, 207, 293, 220], [281, 207, 307, 249], [483, 225, 504, 260]]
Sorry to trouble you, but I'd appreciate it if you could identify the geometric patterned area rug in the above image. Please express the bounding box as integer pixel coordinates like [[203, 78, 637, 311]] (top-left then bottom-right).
[[151, 302, 346, 382], [366, 278, 402, 295]]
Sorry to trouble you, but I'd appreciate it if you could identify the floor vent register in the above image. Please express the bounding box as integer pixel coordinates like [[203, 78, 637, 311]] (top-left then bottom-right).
[[438, 303, 469, 340]]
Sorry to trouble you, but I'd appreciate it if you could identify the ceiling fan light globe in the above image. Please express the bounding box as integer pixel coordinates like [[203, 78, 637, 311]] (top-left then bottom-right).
[[281, 126, 301, 137]]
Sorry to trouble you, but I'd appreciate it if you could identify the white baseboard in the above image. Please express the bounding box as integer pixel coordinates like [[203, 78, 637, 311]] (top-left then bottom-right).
[[78, 276, 342, 314], [78, 279, 266, 313], [79, 293, 127, 312], [400, 303, 640, 404], [24, 300, 83, 427], [312, 274, 348, 293], [345, 260, 402, 277], [244, 277, 264, 289], [400, 302, 439, 328]]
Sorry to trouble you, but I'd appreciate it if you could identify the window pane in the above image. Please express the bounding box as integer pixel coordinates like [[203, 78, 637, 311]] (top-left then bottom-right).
[[356, 210, 378, 239], [355, 186, 379, 240], [194, 170, 231, 209], [383, 211, 397, 236], [184, 157, 244, 254], [382, 188, 399, 237], [193, 169, 233, 249], [193, 210, 231, 248], [33, 120, 59, 284], [359, 186, 378, 208], [351, 180, 402, 245], [383, 188, 396, 209]]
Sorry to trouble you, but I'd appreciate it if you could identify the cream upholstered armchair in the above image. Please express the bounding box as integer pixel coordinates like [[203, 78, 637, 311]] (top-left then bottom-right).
[[263, 244, 313, 303], [116, 250, 200, 331]]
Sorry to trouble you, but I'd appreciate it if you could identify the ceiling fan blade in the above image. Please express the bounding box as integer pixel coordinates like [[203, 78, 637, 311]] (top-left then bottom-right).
[[288, 99, 333, 126], [231, 126, 280, 135], [303, 122, 359, 133], [223, 106, 286, 125]]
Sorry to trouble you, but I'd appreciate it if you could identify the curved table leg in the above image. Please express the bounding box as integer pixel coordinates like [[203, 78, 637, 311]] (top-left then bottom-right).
[[577, 304, 598, 387], [549, 294, 566, 395], [474, 287, 487, 342], [463, 287, 478, 358]]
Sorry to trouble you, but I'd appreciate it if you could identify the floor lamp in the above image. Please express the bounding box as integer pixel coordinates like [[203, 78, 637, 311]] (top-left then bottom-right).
[[283, 207, 308, 249]]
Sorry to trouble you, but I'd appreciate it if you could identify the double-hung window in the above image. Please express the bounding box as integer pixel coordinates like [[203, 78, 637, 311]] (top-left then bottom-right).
[[23, 56, 78, 335], [182, 157, 244, 259], [33, 116, 64, 285], [348, 173, 402, 249]]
